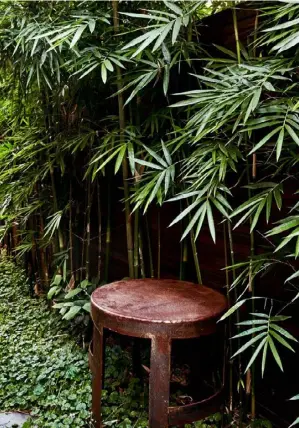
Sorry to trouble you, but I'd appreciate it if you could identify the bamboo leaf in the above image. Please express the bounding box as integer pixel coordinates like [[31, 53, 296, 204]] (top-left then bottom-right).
[[124, 72, 157, 106], [101, 62, 107, 83], [211, 197, 230, 218], [213, 44, 237, 59], [120, 12, 170, 22], [164, 1, 182, 15], [237, 320, 268, 326], [164, 169, 170, 196], [276, 127, 285, 161], [262, 340, 268, 378], [245, 337, 267, 373], [88, 19, 96, 33], [144, 145, 168, 167], [232, 332, 267, 359], [274, 187, 282, 210], [194, 205, 207, 240], [232, 325, 267, 339], [104, 59, 114, 72], [127, 142, 135, 175], [134, 158, 163, 170], [251, 313, 269, 319], [114, 144, 127, 174], [122, 28, 162, 51], [270, 324, 298, 342], [285, 269, 299, 283], [168, 191, 202, 202], [270, 315, 291, 322], [270, 330, 295, 352], [161, 140, 172, 166], [172, 17, 182, 44], [249, 127, 281, 155], [250, 198, 266, 232], [230, 196, 264, 218], [286, 125, 299, 146], [289, 417, 299, 428], [219, 299, 246, 321], [163, 64, 170, 95], [267, 218, 299, 236], [206, 200, 216, 243], [70, 24, 87, 48], [181, 203, 205, 240], [264, 17, 299, 31], [152, 21, 174, 52], [79, 62, 99, 79], [268, 336, 283, 371], [169, 199, 199, 227], [144, 171, 166, 211]]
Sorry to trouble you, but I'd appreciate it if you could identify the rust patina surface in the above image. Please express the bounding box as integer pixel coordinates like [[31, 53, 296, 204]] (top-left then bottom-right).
[[90, 279, 227, 428], [91, 279, 227, 339]]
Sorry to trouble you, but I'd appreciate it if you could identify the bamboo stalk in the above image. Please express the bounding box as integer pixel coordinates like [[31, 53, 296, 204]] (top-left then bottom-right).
[[157, 209, 161, 279], [28, 216, 37, 282], [181, 239, 188, 281], [190, 228, 202, 284], [232, 8, 241, 65], [112, 0, 134, 278], [227, 221, 243, 421], [145, 213, 154, 278], [50, 165, 64, 253], [180, 204, 188, 281], [81, 182, 87, 282], [186, 199, 202, 284], [75, 203, 80, 282], [85, 178, 92, 281], [69, 180, 74, 277], [104, 180, 111, 283], [138, 229, 146, 279], [39, 213, 49, 288], [134, 208, 139, 279], [232, 10, 244, 423], [133, 96, 141, 280], [223, 222, 233, 413], [11, 221, 18, 257], [97, 179, 102, 283], [249, 13, 259, 420]]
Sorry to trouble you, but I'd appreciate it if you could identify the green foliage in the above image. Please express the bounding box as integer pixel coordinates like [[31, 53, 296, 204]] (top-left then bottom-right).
[[1, 0, 299, 424], [232, 313, 298, 376], [0, 258, 149, 427], [0, 258, 91, 427]]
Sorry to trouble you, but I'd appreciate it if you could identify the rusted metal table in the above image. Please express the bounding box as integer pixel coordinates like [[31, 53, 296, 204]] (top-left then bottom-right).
[[89, 279, 227, 428]]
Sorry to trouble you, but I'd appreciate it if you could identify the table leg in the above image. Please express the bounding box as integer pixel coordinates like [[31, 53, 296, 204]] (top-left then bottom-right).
[[149, 336, 171, 428], [92, 326, 104, 428]]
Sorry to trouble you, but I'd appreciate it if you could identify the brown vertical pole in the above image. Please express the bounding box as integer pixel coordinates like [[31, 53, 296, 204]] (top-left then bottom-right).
[[92, 326, 104, 428], [149, 336, 171, 428]]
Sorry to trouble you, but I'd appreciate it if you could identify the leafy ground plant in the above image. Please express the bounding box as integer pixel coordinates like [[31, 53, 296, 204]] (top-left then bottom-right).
[[0, 257, 149, 428], [0, 256, 223, 428]]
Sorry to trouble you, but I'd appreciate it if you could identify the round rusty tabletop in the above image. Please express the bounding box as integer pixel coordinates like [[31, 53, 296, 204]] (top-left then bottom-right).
[[91, 279, 227, 339]]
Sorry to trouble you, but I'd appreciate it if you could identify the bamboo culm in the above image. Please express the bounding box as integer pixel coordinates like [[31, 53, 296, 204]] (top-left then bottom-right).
[[112, 0, 134, 279]]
